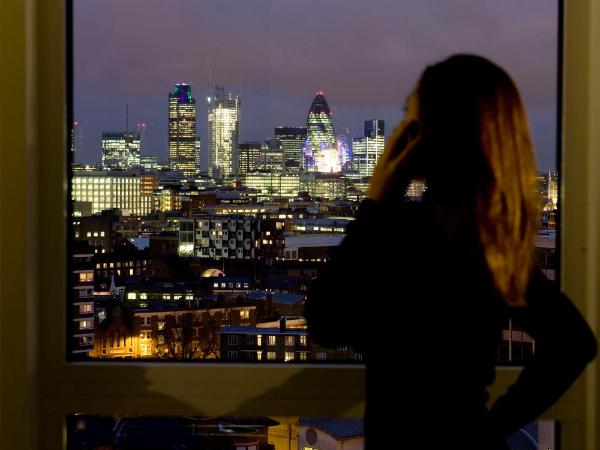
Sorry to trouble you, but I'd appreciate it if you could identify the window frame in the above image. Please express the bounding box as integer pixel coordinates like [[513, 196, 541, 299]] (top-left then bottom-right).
[[0, 0, 598, 449]]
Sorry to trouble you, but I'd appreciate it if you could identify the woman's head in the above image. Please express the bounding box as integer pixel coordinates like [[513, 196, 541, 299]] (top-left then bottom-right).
[[392, 54, 539, 305]]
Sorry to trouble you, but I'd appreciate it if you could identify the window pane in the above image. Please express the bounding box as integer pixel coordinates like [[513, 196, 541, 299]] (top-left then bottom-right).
[[71, 0, 558, 365]]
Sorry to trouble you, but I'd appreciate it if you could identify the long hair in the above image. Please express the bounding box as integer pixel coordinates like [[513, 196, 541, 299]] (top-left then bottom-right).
[[388, 54, 538, 306]]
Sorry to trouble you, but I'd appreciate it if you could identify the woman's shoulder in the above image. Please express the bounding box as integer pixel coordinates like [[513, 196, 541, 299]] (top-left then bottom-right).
[[358, 198, 472, 234]]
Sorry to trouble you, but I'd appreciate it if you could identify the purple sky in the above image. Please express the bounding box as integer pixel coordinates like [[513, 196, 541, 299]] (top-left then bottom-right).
[[74, 0, 558, 171]]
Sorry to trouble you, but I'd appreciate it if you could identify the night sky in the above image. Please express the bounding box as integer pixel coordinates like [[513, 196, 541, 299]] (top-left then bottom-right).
[[74, 0, 558, 171]]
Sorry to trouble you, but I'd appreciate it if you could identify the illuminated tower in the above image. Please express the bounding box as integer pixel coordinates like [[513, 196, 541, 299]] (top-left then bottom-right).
[[307, 92, 335, 154], [238, 142, 261, 174], [275, 126, 307, 173], [305, 92, 345, 173], [168, 83, 199, 176], [101, 132, 141, 169], [353, 119, 385, 177], [207, 85, 240, 178]]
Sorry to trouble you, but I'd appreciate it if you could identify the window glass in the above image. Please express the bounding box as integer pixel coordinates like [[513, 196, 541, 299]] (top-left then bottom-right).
[[71, 0, 558, 365]]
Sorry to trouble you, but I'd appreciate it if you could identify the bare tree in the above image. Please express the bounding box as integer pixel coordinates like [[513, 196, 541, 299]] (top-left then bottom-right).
[[151, 311, 223, 360]]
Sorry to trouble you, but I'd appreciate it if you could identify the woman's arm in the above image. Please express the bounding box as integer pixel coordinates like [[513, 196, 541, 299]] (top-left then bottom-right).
[[488, 268, 597, 437]]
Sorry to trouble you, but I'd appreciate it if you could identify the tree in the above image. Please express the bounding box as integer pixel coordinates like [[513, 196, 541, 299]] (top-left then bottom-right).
[[151, 311, 222, 360]]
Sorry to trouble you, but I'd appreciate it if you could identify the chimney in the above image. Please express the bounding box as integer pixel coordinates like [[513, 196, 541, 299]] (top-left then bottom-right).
[[266, 293, 273, 318], [279, 317, 287, 333]]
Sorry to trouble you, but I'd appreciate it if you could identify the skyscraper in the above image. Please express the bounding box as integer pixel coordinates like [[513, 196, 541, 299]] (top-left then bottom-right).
[[353, 120, 385, 177], [305, 92, 344, 173], [208, 86, 240, 178], [238, 142, 262, 174], [306, 92, 335, 153], [101, 132, 141, 169], [259, 139, 285, 173], [168, 83, 199, 176], [274, 126, 307, 172]]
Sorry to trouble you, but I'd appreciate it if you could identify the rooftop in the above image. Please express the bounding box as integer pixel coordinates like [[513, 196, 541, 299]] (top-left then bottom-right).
[[218, 326, 307, 336], [299, 418, 365, 440]]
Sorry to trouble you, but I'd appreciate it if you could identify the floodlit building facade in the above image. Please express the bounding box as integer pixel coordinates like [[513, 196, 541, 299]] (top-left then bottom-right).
[[208, 85, 240, 178], [71, 170, 153, 216], [240, 173, 301, 199]]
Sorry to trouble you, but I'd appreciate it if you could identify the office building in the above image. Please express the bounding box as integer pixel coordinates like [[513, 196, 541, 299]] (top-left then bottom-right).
[[259, 139, 285, 173], [274, 126, 307, 172], [239, 173, 301, 199], [208, 85, 240, 178], [353, 120, 384, 177], [140, 155, 158, 171], [168, 83, 199, 176], [71, 170, 153, 216], [238, 142, 262, 175], [101, 132, 141, 169]]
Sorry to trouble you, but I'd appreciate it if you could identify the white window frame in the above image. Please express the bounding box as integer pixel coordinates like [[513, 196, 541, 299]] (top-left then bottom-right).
[[0, 1, 598, 450]]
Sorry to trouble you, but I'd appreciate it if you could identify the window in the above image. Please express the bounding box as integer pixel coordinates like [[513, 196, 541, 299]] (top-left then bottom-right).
[[227, 351, 239, 360], [285, 336, 295, 346], [267, 335, 276, 346], [316, 352, 327, 361], [79, 320, 92, 330], [78, 304, 93, 314], [78, 272, 93, 283], [266, 352, 277, 361], [300, 335, 307, 346], [34, 0, 574, 447], [246, 335, 255, 345], [299, 352, 308, 361], [157, 320, 165, 331], [227, 335, 239, 345], [256, 335, 262, 346], [285, 352, 295, 362]]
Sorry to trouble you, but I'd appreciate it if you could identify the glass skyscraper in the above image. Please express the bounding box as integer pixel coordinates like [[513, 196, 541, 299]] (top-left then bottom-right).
[[305, 92, 345, 173], [352, 119, 385, 177], [238, 142, 262, 175], [208, 85, 240, 178], [101, 131, 141, 169], [274, 126, 307, 172], [307, 92, 335, 151], [168, 83, 199, 176]]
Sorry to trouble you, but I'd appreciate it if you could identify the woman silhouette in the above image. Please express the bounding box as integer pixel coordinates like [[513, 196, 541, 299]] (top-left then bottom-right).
[[305, 54, 597, 450]]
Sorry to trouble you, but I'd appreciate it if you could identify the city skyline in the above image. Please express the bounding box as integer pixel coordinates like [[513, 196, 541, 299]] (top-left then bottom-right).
[[74, 0, 558, 171]]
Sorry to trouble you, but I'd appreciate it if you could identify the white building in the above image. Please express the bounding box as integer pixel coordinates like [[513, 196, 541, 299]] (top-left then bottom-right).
[[208, 86, 240, 178], [72, 170, 152, 216]]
